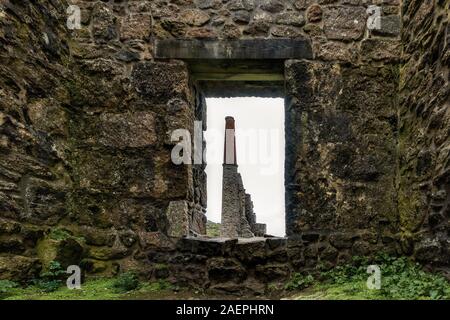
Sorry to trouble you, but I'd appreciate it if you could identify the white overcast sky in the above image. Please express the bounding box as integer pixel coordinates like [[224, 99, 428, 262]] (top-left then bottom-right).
[[205, 97, 286, 237]]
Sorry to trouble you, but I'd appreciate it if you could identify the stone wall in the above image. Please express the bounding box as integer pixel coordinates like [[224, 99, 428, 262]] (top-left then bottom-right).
[[245, 193, 267, 236], [285, 60, 400, 261], [398, 0, 449, 268], [62, 0, 209, 271], [221, 165, 243, 237], [0, 0, 204, 279], [0, 0, 448, 284], [0, 0, 75, 280], [283, 0, 402, 260], [152, 0, 401, 44], [221, 165, 255, 238], [147, 237, 310, 295]]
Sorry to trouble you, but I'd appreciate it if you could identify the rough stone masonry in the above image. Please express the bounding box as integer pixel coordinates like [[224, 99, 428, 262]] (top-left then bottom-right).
[[221, 116, 266, 238], [0, 0, 448, 292]]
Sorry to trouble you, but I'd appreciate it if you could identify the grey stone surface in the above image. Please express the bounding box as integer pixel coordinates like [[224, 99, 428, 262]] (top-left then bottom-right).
[[221, 165, 243, 238], [167, 201, 190, 238]]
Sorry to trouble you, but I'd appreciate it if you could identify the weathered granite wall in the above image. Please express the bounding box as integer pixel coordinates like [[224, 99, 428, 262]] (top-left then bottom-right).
[[147, 237, 301, 295], [245, 193, 267, 236], [0, 0, 204, 280], [152, 0, 401, 45], [283, 0, 402, 260], [221, 165, 242, 237], [221, 165, 255, 238], [221, 116, 265, 238], [0, 0, 75, 281], [285, 60, 400, 263], [398, 0, 449, 268]]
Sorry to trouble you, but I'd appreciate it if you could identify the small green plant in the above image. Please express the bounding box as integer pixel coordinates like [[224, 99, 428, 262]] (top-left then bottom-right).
[[320, 254, 450, 300], [321, 256, 369, 285], [111, 272, 140, 293], [0, 280, 18, 299], [285, 273, 314, 291], [32, 261, 66, 293]]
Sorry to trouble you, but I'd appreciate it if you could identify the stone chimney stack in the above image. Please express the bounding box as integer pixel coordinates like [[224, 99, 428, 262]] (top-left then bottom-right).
[[221, 117, 260, 239], [223, 116, 237, 165]]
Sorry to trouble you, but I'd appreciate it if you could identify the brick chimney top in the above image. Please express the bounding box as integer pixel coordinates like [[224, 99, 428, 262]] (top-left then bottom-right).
[[225, 116, 235, 129], [224, 116, 237, 165]]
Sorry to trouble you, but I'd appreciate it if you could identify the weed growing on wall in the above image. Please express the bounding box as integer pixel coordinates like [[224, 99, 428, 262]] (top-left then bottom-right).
[[111, 272, 140, 293], [32, 261, 66, 293]]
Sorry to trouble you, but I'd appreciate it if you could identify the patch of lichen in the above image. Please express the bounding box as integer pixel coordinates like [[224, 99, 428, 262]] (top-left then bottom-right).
[[397, 187, 425, 233], [48, 228, 84, 242], [36, 228, 86, 272]]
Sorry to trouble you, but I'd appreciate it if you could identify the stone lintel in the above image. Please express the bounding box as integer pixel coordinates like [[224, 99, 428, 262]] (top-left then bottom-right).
[[155, 39, 313, 60], [199, 81, 284, 98], [189, 59, 285, 82]]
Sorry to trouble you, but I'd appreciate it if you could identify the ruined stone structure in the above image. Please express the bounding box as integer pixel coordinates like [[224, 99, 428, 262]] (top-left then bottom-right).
[[220, 116, 266, 238], [0, 0, 448, 291]]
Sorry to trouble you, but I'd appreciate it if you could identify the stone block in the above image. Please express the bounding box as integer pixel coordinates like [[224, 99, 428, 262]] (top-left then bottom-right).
[[88, 245, 130, 261], [252, 223, 267, 237], [330, 233, 358, 249], [71, 150, 156, 195], [227, 0, 255, 11], [180, 9, 211, 26], [271, 26, 303, 38], [22, 179, 67, 226], [155, 39, 313, 60], [76, 226, 116, 247], [0, 256, 41, 282], [27, 99, 68, 136], [37, 237, 85, 270], [131, 61, 190, 104], [414, 236, 443, 263], [324, 6, 366, 40], [139, 231, 175, 251], [265, 238, 287, 250], [276, 12, 305, 27], [207, 258, 247, 283], [96, 112, 157, 148], [233, 240, 266, 264], [195, 0, 222, 10], [306, 4, 322, 23], [361, 38, 401, 61], [260, 0, 285, 13], [371, 15, 401, 37], [0, 218, 21, 234], [0, 236, 25, 254], [255, 263, 290, 282], [92, 3, 118, 42], [313, 39, 355, 62], [166, 201, 190, 238], [320, 245, 339, 262], [352, 240, 371, 256], [190, 207, 207, 235], [120, 14, 151, 40], [177, 237, 231, 256]]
